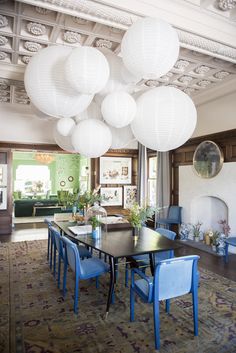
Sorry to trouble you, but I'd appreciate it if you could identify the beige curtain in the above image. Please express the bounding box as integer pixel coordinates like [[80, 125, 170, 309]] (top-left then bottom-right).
[[137, 143, 147, 207], [155, 151, 170, 227]]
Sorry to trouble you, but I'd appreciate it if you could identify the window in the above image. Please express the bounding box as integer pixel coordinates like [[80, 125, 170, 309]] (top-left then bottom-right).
[[148, 156, 157, 206], [15, 165, 51, 196]]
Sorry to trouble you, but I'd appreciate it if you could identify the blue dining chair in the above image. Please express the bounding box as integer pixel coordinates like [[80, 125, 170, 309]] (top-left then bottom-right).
[[224, 237, 236, 263], [125, 228, 176, 287], [61, 235, 110, 314], [49, 227, 92, 288], [156, 205, 182, 229], [130, 255, 200, 350]]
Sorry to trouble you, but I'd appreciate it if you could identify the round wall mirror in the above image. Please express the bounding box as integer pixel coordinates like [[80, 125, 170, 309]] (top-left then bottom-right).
[[193, 140, 224, 178]]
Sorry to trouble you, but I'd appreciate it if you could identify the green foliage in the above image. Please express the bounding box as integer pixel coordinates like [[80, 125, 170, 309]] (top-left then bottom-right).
[[127, 202, 155, 229], [212, 231, 220, 245], [88, 216, 101, 230], [77, 190, 102, 210], [192, 222, 202, 237]]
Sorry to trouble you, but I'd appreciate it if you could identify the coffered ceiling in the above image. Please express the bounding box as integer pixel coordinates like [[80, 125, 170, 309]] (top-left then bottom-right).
[[0, 0, 236, 107]]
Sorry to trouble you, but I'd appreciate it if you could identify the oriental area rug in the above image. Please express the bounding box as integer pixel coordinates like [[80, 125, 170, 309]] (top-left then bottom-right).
[[0, 240, 235, 353]]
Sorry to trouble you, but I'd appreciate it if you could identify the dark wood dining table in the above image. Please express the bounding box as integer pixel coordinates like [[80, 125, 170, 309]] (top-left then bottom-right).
[[54, 221, 181, 317]]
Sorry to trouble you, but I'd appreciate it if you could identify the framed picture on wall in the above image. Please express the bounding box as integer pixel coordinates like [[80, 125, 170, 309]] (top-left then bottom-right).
[[100, 187, 123, 206], [123, 185, 137, 209], [100, 157, 132, 184]]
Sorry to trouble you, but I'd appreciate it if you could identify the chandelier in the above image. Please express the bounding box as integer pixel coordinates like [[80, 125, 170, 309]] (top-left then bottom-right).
[[35, 153, 54, 164]]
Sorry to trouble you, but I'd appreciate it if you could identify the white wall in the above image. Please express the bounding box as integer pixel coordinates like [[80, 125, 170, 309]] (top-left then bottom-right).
[[193, 91, 236, 138]]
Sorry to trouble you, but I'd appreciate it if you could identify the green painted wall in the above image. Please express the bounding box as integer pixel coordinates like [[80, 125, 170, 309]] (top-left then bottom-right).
[[12, 151, 89, 195]]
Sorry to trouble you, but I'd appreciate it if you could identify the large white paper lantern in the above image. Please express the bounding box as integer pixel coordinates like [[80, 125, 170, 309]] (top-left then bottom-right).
[[24, 46, 93, 118], [71, 119, 112, 158], [98, 50, 128, 97], [131, 87, 197, 151], [75, 101, 102, 123], [65, 46, 110, 94], [53, 127, 76, 153], [109, 125, 135, 149], [31, 103, 55, 120], [56, 117, 76, 137], [101, 91, 136, 128], [121, 17, 179, 79]]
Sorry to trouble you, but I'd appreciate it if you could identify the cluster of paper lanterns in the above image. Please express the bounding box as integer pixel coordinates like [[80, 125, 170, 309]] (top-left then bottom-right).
[[25, 17, 197, 158]]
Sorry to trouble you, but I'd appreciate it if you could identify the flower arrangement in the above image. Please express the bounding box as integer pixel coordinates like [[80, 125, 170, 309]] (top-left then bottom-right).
[[192, 222, 202, 239], [127, 202, 155, 229], [218, 219, 230, 236], [77, 187, 102, 211]]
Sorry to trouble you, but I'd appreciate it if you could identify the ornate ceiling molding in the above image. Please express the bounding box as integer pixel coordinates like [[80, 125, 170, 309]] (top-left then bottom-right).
[[17, 0, 236, 63]]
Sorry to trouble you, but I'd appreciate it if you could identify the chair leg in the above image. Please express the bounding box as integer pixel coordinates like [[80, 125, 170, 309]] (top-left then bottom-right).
[[153, 299, 161, 350], [50, 237, 53, 270], [53, 246, 56, 278], [96, 276, 99, 289], [165, 299, 170, 313], [192, 288, 198, 336], [63, 261, 67, 297], [130, 287, 135, 322], [47, 232, 50, 261], [224, 243, 229, 263], [57, 255, 61, 288], [74, 275, 79, 314]]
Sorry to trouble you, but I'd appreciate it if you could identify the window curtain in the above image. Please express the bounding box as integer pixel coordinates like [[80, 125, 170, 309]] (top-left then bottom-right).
[[137, 143, 147, 207], [155, 151, 170, 227]]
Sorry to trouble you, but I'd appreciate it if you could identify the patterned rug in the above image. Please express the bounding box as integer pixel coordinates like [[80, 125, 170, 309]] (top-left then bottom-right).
[[0, 240, 235, 353]]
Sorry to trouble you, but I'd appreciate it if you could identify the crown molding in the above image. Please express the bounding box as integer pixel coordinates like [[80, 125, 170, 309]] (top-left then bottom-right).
[[16, 0, 236, 63]]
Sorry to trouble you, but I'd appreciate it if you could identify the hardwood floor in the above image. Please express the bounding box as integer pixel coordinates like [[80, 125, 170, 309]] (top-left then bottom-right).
[[1, 223, 236, 281]]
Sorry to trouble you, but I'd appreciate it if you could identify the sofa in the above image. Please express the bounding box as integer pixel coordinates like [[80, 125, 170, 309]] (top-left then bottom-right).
[[14, 199, 60, 217]]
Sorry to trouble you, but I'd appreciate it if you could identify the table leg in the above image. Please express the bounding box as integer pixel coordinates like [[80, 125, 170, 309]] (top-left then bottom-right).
[[105, 256, 115, 318], [149, 253, 155, 276]]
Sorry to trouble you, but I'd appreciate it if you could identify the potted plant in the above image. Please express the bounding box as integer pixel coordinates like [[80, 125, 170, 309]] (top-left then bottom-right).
[[77, 188, 102, 216], [88, 216, 101, 239], [211, 231, 220, 252], [127, 202, 155, 236], [192, 222, 202, 242]]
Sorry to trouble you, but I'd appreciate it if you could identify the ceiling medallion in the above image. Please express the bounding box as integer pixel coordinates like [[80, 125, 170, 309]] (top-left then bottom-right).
[[35, 6, 52, 15], [0, 15, 8, 28], [21, 55, 31, 64], [73, 16, 89, 25], [0, 35, 8, 46], [0, 52, 7, 60], [197, 80, 211, 87], [174, 60, 190, 72], [159, 72, 173, 82], [145, 80, 159, 87], [183, 87, 195, 95], [178, 75, 193, 84], [213, 71, 230, 79], [24, 41, 42, 52], [218, 0, 236, 11], [63, 31, 81, 44], [194, 65, 211, 75], [27, 22, 46, 36], [108, 26, 123, 34], [95, 38, 112, 49]]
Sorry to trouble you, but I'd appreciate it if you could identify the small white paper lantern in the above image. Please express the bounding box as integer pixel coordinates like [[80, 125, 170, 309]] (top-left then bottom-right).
[[121, 17, 179, 79], [53, 127, 76, 153], [75, 101, 102, 123], [71, 119, 112, 158], [101, 91, 136, 128], [109, 125, 135, 149], [131, 86, 197, 151], [56, 117, 76, 137], [65, 46, 110, 94], [24, 46, 93, 118]]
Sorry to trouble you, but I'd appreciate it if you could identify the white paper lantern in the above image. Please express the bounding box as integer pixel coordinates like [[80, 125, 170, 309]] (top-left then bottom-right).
[[98, 50, 128, 97], [65, 46, 110, 94], [53, 127, 76, 153], [131, 87, 197, 151], [31, 103, 55, 120], [75, 101, 102, 123], [101, 91, 136, 128], [71, 119, 112, 158], [24, 46, 93, 118], [121, 17, 179, 79], [109, 125, 135, 149], [121, 64, 141, 85], [56, 117, 76, 137]]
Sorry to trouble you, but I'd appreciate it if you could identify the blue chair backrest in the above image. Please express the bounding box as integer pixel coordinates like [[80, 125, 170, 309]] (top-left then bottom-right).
[[61, 236, 83, 277], [168, 206, 182, 222], [154, 255, 199, 301], [44, 218, 53, 227], [155, 228, 176, 240], [49, 226, 64, 258]]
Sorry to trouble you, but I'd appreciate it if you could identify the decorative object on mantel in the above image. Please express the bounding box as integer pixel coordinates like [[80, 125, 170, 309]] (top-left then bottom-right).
[[192, 222, 203, 242], [179, 223, 191, 241], [193, 140, 224, 178]]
